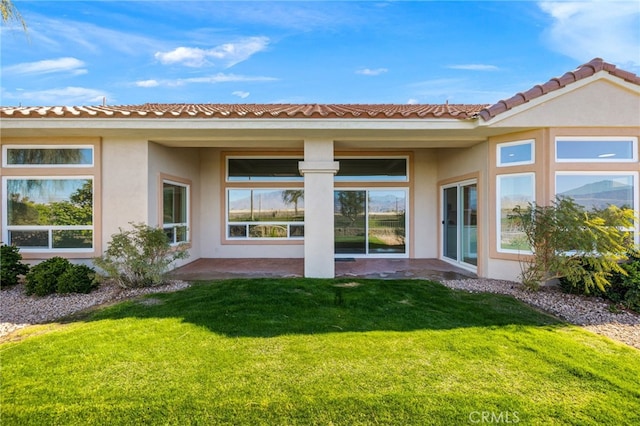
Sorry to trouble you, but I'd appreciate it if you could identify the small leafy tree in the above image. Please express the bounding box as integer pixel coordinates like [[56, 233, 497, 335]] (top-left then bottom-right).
[[511, 197, 636, 291], [94, 222, 189, 288], [0, 243, 29, 288]]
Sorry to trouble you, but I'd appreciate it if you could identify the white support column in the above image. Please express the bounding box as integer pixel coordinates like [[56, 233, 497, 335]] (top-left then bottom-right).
[[299, 139, 339, 278]]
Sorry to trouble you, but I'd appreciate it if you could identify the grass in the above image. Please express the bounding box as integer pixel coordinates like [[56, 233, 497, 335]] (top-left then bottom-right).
[[2, 278, 639, 425]]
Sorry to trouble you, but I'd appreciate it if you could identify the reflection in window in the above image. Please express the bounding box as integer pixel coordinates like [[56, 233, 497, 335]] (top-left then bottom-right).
[[4, 146, 93, 166], [4, 178, 93, 250], [556, 174, 635, 211], [335, 158, 407, 182], [227, 189, 304, 239], [163, 181, 189, 244], [334, 189, 406, 255], [497, 173, 534, 253]]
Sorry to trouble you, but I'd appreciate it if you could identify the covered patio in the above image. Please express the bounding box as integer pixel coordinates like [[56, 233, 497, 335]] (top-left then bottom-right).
[[169, 258, 477, 282]]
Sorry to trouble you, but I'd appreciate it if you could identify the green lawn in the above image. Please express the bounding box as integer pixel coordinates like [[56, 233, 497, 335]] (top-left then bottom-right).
[[2, 278, 639, 425]]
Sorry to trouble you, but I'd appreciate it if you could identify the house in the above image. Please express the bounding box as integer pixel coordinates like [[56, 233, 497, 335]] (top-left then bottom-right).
[[1, 58, 639, 282]]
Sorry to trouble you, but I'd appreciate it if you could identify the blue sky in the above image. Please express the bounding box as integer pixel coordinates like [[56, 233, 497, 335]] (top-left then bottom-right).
[[1, 0, 639, 106]]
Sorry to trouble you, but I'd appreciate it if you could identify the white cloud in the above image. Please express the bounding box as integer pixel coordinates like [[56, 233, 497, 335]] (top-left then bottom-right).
[[233, 91, 250, 99], [406, 98, 419, 105], [179, 73, 277, 85], [134, 73, 277, 88], [155, 36, 270, 68], [3, 57, 87, 76], [135, 80, 160, 88], [356, 68, 388, 76], [2, 87, 109, 105], [447, 64, 499, 71], [538, 1, 640, 67]]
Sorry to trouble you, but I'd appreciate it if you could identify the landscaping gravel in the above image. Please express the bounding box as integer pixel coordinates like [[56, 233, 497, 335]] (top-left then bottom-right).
[[1, 278, 638, 350], [442, 278, 640, 350]]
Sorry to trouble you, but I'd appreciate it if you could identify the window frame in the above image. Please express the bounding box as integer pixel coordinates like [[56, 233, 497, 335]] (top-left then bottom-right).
[[555, 136, 638, 163], [496, 172, 536, 254], [2, 144, 95, 168], [2, 175, 95, 253], [160, 177, 191, 246], [496, 139, 535, 167]]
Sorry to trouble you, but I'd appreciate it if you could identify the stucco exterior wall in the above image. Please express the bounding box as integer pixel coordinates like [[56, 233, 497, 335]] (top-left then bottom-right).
[[488, 78, 640, 128], [101, 137, 149, 253], [412, 149, 439, 258]]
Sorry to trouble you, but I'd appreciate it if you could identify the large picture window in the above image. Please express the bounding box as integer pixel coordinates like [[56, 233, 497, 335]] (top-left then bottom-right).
[[496, 173, 535, 253], [3, 177, 94, 251], [227, 189, 304, 239], [162, 179, 190, 244]]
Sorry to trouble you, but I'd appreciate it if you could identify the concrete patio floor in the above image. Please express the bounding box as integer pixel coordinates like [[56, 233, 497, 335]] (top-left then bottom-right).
[[169, 258, 476, 282]]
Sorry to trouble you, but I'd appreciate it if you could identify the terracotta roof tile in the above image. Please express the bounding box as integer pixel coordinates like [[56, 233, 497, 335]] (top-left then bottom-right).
[[478, 58, 640, 121], [0, 103, 487, 120]]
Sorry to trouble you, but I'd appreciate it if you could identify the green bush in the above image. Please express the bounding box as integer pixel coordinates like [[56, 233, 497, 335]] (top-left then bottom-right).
[[94, 222, 189, 288], [25, 257, 97, 296], [511, 198, 636, 291], [1, 244, 30, 288], [25, 257, 72, 296], [560, 251, 640, 313], [57, 264, 97, 294]]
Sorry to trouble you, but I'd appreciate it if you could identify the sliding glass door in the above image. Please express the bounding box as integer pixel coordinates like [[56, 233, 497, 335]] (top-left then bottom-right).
[[442, 181, 477, 268], [335, 189, 407, 256]]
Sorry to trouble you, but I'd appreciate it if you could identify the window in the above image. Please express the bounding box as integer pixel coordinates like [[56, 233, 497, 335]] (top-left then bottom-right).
[[227, 158, 303, 182], [227, 189, 304, 239], [497, 140, 534, 167], [3, 177, 93, 251], [3, 145, 94, 167], [162, 180, 190, 244], [556, 173, 637, 211], [335, 158, 407, 182], [496, 173, 535, 253], [555, 137, 637, 162]]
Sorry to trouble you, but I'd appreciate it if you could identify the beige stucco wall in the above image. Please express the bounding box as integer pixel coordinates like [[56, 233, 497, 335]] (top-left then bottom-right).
[[101, 137, 149, 253], [412, 149, 439, 258], [487, 78, 640, 128]]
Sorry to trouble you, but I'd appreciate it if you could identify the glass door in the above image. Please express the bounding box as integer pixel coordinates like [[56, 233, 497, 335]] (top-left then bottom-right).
[[335, 189, 407, 256], [442, 181, 477, 268]]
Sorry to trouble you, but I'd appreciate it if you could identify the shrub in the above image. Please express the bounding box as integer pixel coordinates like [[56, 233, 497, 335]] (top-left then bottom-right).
[[94, 222, 189, 288], [511, 198, 636, 291], [57, 264, 97, 294], [25, 257, 97, 296], [1, 244, 29, 288], [25, 257, 72, 296], [559, 251, 640, 313]]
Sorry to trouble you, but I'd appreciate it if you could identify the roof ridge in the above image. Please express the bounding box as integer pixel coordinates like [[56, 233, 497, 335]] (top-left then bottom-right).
[[478, 58, 640, 121]]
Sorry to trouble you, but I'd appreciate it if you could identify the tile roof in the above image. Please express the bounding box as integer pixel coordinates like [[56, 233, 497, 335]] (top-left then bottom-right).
[[1, 59, 637, 122], [477, 58, 640, 121], [0, 103, 486, 120]]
